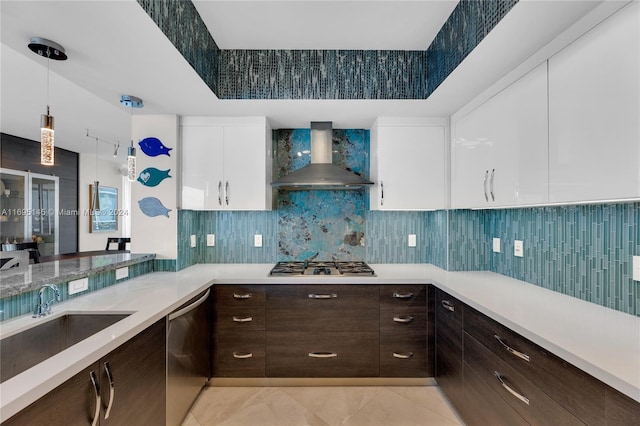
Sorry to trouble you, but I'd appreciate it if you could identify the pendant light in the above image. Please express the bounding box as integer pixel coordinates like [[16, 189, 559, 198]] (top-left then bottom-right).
[[93, 136, 101, 211], [28, 37, 67, 166], [120, 95, 143, 181]]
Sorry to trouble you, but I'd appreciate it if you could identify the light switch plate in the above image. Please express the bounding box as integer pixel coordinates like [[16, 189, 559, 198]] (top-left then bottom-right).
[[633, 256, 640, 281], [207, 234, 215, 247], [514, 240, 524, 258], [190, 234, 196, 248], [115, 267, 129, 280], [68, 277, 89, 295], [493, 238, 501, 253], [254, 234, 263, 247], [408, 234, 417, 247]]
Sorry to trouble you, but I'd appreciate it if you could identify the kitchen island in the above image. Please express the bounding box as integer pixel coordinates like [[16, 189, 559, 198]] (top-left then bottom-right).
[[0, 263, 638, 422]]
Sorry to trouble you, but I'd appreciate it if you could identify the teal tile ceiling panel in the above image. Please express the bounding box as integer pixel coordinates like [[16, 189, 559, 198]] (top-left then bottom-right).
[[136, 0, 518, 99]]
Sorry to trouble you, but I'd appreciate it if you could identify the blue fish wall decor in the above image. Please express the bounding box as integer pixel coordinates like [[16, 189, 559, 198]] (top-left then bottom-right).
[[138, 137, 173, 157], [138, 197, 171, 218], [137, 167, 171, 187]]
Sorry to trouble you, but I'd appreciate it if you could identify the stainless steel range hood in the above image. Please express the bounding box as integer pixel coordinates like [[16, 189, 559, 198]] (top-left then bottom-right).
[[271, 122, 374, 190]]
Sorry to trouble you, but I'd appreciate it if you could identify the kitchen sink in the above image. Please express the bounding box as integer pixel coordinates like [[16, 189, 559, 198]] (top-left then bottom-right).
[[0, 312, 130, 383]]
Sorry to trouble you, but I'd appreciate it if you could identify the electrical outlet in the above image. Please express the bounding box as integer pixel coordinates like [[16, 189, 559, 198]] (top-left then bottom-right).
[[115, 267, 129, 280], [514, 240, 524, 258], [190, 234, 196, 248], [408, 234, 417, 247], [493, 238, 501, 253], [633, 256, 640, 281], [207, 234, 215, 247], [68, 277, 89, 295], [254, 234, 263, 247]]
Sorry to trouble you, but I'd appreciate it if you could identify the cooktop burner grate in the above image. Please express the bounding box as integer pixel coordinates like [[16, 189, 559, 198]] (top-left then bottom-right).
[[269, 260, 375, 276]]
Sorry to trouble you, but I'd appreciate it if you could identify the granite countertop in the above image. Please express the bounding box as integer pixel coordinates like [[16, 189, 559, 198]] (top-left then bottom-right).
[[0, 253, 155, 298], [0, 263, 638, 422]]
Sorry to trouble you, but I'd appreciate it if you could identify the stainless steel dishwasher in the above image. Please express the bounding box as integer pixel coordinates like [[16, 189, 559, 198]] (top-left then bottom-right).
[[167, 288, 211, 426]]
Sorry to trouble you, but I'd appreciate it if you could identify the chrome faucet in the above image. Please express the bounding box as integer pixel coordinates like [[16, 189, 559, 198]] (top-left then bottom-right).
[[33, 284, 61, 318]]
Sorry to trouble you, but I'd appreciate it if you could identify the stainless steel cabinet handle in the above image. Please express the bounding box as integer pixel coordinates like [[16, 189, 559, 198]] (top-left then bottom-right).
[[103, 361, 115, 419], [233, 352, 253, 359], [233, 293, 252, 299], [393, 292, 414, 299], [495, 371, 530, 405], [441, 300, 455, 312], [308, 352, 338, 358], [494, 335, 530, 362], [380, 180, 384, 206], [90, 370, 100, 426], [483, 170, 489, 202], [225, 181, 229, 205], [490, 168, 495, 201], [218, 181, 223, 205], [308, 293, 337, 299], [393, 352, 414, 359], [393, 315, 414, 323], [233, 316, 253, 322]]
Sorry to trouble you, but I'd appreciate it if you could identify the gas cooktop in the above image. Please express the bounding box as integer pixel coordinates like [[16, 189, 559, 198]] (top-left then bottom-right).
[[269, 261, 375, 277]]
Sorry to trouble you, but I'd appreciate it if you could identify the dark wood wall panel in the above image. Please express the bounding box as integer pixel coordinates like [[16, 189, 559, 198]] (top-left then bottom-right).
[[1, 133, 78, 253]]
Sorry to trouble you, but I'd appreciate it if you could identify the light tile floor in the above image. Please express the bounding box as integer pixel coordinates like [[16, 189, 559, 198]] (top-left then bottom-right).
[[183, 386, 464, 426]]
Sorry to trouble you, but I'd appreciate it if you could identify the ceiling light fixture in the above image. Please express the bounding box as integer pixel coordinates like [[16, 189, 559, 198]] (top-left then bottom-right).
[[28, 37, 67, 166], [120, 95, 143, 181]]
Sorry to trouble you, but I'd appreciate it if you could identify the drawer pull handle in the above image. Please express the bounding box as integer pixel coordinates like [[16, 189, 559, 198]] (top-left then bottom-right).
[[393, 292, 414, 299], [233, 316, 253, 322], [441, 300, 455, 312], [495, 371, 530, 405], [233, 293, 252, 299], [393, 315, 414, 323], [233, 352, 253, 359], [393, 352, 414, 359], [494, 335, 530, 362], [308, 293, 337, 299], [308, 352, 338, 358]]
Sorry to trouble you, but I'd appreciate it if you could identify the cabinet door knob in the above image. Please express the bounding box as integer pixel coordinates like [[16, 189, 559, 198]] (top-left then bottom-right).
[[89, 370, 100, 426], [494, 335, 530, 362], [495, 371, 530, 405], [103, 361, 115, 419]]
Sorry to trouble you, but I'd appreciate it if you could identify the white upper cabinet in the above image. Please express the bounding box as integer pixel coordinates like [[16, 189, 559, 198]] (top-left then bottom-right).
[[181, 117, 273, 211], [548, 2, 639, 203], [451, 62, 549, 209], [370, 118, 446, 210]]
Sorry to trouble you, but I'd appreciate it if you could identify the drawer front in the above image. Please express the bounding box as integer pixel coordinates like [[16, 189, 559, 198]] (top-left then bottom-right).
[[213, 331, 265, 377], [215, 305, 265, 331], [465, 333, 584, 426], [380, 305, 427, 331], [379, 285, 426, 307], [379, 331, 427, 377], [462, 362, 529, 426], [464, 306, 606, 425], [605, 387, 640, 426], [266, 331, 379, 377], [436, 309, 464, 408], [435, 288, 463, 326], [266, 285, 379, 331], [216, 285, 265, 306]]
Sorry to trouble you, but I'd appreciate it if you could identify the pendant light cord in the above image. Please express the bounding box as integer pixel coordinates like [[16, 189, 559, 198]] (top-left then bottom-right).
[[46, 46, 51, 110]]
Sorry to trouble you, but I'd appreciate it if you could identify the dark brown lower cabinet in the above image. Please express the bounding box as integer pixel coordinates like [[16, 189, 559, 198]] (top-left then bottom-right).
[[3, 319, 166, 426], [435, 288, 640, 426]]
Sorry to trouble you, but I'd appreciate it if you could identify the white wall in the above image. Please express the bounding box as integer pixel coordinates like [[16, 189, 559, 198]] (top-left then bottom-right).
[[130, 115, 179, 259], [78, 152, 126, 251]]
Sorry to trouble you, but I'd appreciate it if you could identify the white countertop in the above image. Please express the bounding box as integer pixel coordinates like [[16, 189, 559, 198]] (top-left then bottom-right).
[[0, 263, 638, 421]]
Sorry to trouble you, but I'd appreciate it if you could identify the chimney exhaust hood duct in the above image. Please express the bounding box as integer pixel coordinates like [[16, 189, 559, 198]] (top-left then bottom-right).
[[271, 122, 374, 191]]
